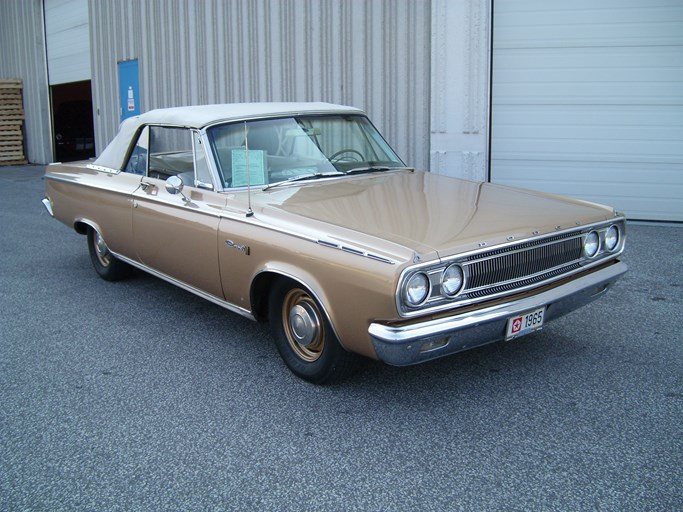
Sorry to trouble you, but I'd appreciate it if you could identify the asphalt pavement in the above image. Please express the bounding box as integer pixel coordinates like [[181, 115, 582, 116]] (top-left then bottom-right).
[[1, 165, 681, 511]]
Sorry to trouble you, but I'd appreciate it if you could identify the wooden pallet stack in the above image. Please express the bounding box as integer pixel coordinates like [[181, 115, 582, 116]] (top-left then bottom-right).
[[0, 79, 27, 166]]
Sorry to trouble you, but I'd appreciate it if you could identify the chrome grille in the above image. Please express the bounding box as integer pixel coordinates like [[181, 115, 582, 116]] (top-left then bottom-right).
[[466, 263, 582, 298], [397, 218, 625, 318], [463, 236, 584, 294]]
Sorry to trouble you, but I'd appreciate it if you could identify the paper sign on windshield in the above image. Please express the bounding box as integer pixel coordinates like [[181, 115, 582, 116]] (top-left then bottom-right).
[[231, 149, 266, 187]]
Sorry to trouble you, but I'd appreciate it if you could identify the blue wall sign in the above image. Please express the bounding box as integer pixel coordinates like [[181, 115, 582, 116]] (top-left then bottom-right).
[[118, 59, 140, 121]]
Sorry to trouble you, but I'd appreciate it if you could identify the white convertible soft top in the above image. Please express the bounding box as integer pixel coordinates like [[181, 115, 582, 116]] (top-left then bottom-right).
[[94, 102, 364, 171]]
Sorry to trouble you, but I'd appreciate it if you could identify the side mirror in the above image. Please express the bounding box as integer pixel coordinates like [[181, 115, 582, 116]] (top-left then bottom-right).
[[165, 176, 190, 202]]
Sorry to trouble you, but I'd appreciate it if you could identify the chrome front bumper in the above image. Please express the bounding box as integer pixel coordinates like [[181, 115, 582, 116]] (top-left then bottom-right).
[[369, 261, 627, 366]]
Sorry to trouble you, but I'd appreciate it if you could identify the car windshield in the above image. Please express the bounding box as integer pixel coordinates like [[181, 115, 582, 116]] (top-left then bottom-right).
[[206, 114, 405, 189]]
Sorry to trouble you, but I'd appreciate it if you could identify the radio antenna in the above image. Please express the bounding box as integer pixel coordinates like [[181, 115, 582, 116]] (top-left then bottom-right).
[[244, 121, 254, 217]]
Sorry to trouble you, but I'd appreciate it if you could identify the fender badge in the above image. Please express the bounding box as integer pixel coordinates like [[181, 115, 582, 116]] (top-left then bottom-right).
[[225, 240, 250, 255]]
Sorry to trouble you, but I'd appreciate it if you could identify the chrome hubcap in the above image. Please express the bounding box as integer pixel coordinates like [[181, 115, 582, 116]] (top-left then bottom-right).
[[94, 232, 111, 266], [282, 289, 324, 362], [289, 303, 320, 347]]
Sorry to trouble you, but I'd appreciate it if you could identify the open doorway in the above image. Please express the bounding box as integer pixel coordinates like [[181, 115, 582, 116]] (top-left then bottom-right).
[[51, 80, 95, 162]]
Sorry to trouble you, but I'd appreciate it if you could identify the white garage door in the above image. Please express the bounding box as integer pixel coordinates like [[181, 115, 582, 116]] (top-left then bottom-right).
[[491, 0, 683, 221], [44, 0, 91, 85]]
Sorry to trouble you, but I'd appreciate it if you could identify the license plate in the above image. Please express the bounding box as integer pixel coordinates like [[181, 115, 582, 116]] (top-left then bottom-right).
[[505, 306, 545, 340]]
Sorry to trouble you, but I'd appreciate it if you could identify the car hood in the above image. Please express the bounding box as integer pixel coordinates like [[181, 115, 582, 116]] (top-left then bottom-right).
[[255, 170, 618, 263]]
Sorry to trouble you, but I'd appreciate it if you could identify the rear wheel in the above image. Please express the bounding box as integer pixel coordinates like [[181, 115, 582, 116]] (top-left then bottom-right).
[[269, 279, 357, 384], [87, 227, 130, 281]]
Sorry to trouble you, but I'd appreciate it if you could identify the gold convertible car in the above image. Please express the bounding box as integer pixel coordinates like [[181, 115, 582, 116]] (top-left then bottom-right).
[[43, 103, 627, 383]]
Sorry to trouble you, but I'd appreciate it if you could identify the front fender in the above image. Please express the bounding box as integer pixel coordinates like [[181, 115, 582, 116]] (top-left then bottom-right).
[[218, 219, 401, 359]]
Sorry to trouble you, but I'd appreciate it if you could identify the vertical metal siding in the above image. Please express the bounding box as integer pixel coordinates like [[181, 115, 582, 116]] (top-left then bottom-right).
[[0, 0, 52, 164], [429, 0, 491, 181], [89, 0, 431, 169]]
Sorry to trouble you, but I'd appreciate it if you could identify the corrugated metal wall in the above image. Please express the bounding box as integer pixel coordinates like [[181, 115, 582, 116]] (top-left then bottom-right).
[[0, 0, 52, 164], [89, 0, 431, 169]]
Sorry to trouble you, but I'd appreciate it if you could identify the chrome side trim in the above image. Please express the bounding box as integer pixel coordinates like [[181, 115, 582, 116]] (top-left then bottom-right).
[[316, 239, 395, 265], [217, 211, 398, 266], [112, 251, 256, 321], [370, 261, 627, 366]]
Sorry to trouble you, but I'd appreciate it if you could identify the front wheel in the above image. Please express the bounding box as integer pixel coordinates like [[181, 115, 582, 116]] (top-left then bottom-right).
[[269, 279, 357, 384], [87, 227, 131, 281]]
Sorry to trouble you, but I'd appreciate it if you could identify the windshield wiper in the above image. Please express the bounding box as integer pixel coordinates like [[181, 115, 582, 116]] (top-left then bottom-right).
[[344, 165, 414, 175], [263, 171, 343, 191]]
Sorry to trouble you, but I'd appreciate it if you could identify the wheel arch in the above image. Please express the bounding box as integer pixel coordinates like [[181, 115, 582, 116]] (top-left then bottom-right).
[[250, 267, 347, 349], [74, 218, 98, 236]]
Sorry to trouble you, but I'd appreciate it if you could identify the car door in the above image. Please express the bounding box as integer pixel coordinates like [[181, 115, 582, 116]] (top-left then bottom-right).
[[130, 126, 225, 298]]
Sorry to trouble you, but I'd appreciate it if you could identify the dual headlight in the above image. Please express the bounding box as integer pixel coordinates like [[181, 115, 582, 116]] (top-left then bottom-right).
[[402, 263, 465, 307], [584, 224, 621, 258]]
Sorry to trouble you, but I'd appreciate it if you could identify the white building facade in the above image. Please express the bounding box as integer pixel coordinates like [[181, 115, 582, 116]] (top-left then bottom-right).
[[1, 0, 681, 221]]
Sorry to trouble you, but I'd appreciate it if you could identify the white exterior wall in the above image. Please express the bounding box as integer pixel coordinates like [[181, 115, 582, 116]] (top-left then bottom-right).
[[1, 0, 493, 173], [44, 0, 91, 85], [89, 0, 432, 171], [5, 0, 681, 222], [491, 0, 683, 221]]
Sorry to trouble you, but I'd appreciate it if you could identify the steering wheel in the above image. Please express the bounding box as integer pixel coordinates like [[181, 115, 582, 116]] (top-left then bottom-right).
[[329, 148, 365, 163]]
